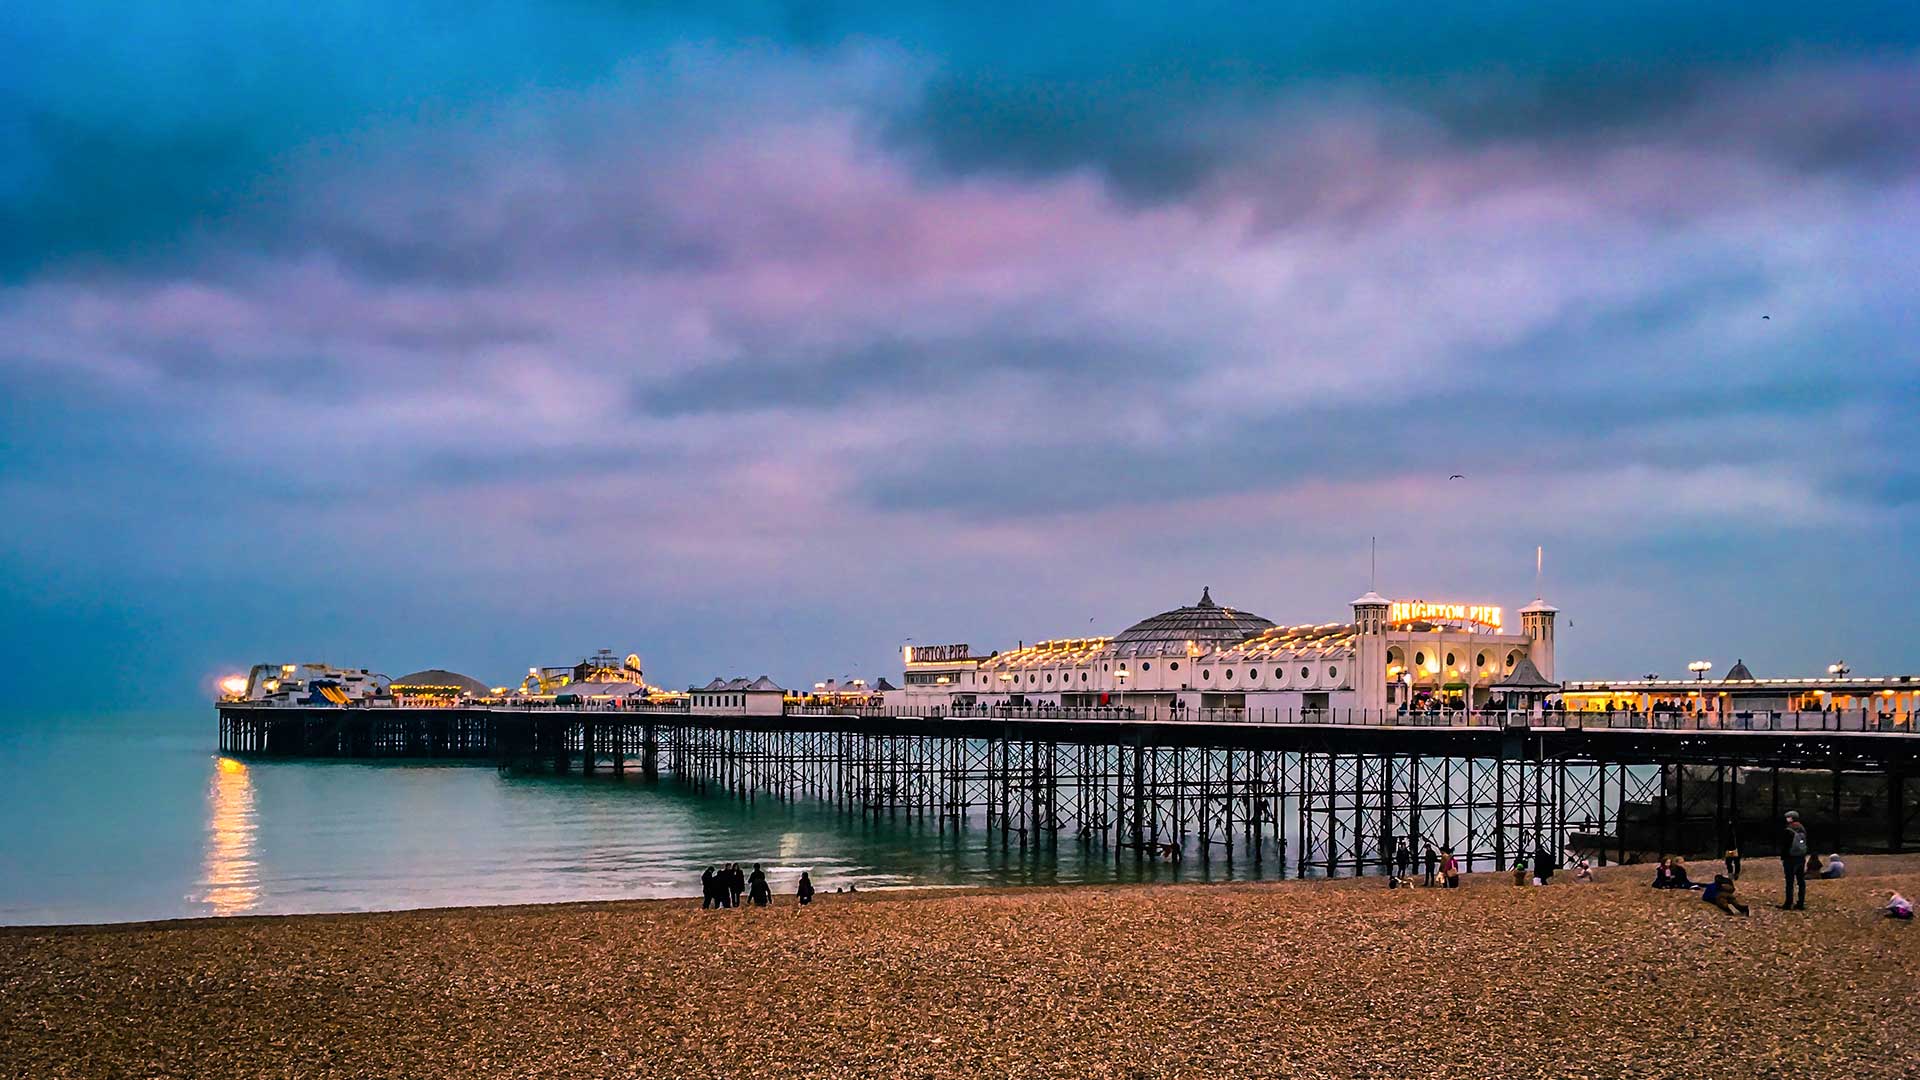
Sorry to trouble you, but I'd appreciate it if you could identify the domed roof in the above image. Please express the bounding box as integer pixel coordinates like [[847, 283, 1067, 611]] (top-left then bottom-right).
[[391, 669, 493, 697], [1109, 587, 1275, 657]]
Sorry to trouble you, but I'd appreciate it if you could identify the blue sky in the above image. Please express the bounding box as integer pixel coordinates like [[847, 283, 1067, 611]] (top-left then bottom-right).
[[3, 4, 1917, 709]]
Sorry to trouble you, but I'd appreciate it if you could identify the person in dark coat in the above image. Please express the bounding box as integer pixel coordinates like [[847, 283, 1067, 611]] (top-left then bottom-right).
[[748, 863, 771, 907], [1779, 811, 1808, 910], [1422, 842, 1438, 887], [797, 871, 815, 905], [1394, 839, 1412, 880], [701, 866, 718, 909], [728, 863, 746, 908]]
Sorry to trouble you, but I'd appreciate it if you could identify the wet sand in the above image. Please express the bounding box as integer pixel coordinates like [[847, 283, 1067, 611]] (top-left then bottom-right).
[[4, 855, 1917, 1078]]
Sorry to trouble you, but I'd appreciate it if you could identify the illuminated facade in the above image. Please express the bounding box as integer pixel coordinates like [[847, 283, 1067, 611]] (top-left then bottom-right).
[[1565, 660, 1917, 723], [901, 586, 1558, 715], [226, 663, 390, 706], [522, 649, 649, 695]]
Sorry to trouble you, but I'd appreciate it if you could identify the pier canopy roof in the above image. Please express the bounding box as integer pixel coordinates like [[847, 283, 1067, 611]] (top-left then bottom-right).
[[1215, 622, 1358, 664], [391, 669, 491, 698], [1107, 587, 1276, 658]]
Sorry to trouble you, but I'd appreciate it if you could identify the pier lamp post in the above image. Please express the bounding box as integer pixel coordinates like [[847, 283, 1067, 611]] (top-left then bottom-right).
[[1688, 660, 1713, 681], [1828, 661, 1850, 677]]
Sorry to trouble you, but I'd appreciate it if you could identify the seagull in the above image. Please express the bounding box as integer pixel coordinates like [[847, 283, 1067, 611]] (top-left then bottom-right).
[[1448, 474, 1466, 480], [1762, 315, 1771, 320]]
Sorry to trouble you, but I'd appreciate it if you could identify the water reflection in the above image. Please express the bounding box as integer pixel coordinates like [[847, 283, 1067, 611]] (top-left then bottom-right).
[[198, 756, 259, 915]]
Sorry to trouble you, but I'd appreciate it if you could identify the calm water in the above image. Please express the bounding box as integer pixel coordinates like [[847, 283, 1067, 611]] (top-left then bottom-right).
[[0, 712, 1289, 926]]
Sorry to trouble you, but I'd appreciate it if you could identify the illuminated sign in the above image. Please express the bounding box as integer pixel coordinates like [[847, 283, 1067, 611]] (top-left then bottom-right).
[[1389, 601, 1503, 631], [905, 643, 972, 664]]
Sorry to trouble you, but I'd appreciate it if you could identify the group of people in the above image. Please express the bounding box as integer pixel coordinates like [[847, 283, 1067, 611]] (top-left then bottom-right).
[[701, 863, 818, 909], [1649, 810, 1855, 917], [1387, 838, 1462, 889]]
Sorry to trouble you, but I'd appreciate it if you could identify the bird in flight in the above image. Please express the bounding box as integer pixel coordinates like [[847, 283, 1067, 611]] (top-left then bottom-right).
[[1448, 474, 1466, 480], [1762, 315, 1771, 320]]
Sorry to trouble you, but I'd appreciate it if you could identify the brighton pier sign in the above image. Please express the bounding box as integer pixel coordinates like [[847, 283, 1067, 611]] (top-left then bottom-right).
[[905, 643, 972, 664], [1388, 601, 1504, 632]]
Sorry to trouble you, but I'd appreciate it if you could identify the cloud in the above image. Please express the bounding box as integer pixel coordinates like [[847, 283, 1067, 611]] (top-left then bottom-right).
[[2, 21, 1918, 704]]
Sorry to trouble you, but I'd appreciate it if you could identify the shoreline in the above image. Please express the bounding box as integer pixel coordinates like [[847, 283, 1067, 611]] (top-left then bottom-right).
[[0, 854, 1893, 934]]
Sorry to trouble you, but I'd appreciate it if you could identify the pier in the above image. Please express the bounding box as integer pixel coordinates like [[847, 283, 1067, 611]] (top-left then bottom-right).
[[219, 704, 1919, 875]]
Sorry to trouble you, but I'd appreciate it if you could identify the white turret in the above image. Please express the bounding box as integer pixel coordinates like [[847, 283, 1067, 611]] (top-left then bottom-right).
[[1520, 597, 1558, 682], [1352, 591, 1391, 714]]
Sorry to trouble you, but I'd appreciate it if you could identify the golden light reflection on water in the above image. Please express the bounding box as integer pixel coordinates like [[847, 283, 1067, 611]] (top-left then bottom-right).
[[199, 756, 260, 916]]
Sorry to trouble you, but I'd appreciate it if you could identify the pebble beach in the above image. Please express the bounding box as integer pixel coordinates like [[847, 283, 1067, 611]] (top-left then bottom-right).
[[4, 855, 1917, 1079]]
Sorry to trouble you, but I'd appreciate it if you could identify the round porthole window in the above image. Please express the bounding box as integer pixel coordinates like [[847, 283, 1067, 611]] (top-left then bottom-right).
[[1141, 662, 1151, 672], [1446, 653, 1456, 667], [1328, 666, 1338, 679], [1301, 666, 1311, 679], [1202, 669, 1211, 680], [1080, 672, 1088, 682], [1476, 652, 1487, 668], [1414, 652, 1426, 667], [1045, 673, 1053, 683], [1170, 661, 1180, 671], [1225, 669, 1234, 680], [1274, 668, 1284, 680], [1246, 668, 1258, 682]]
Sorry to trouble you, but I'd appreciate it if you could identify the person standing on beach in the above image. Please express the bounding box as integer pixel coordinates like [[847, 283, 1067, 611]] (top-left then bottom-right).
[[797, 871, 815, 905], [1779, 811, 1808, 910], [748, 863, 771, 907], [729, 863, 746, 908], [1441, 849, 1461, 889], [1395, 839, 1412, 881], [701, 866, 718, 909], [1423, 842, 1438, 887]]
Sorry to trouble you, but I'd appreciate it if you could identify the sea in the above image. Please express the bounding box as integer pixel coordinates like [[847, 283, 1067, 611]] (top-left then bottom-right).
[[0, 711, 1290, 926]]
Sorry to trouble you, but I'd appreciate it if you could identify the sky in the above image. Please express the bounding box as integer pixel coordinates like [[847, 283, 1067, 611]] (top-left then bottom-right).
[[3, 4, 1918, 710]]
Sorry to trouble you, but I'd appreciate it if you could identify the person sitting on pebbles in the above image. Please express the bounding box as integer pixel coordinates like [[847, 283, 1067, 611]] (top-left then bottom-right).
[[1702, 873, 1750, 916]]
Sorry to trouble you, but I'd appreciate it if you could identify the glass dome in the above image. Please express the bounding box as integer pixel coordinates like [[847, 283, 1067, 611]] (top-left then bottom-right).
[[1108, 587, 1275, 658]]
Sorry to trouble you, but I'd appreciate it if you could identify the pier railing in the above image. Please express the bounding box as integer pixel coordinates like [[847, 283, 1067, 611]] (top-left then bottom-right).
[[218, 699, 1915, 734]]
